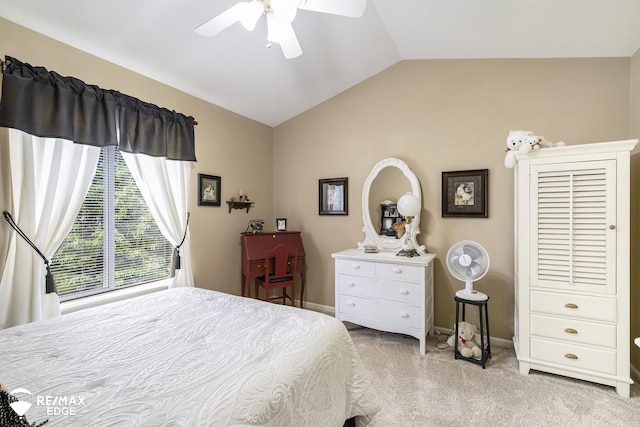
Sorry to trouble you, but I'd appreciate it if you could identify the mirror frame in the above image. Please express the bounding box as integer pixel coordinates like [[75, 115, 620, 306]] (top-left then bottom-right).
[[358, 158, 425, 253]]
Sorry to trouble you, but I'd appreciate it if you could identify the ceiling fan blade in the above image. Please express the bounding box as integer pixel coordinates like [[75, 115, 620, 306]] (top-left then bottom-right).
[[297, 0, 367, 18], [195, 2, 247, 37], [267, 12, 302, 59]]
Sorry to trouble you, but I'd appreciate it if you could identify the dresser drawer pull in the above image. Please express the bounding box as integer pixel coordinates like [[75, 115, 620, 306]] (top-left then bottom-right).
[[351, 263, 360, 270], [347, 281, 356, 287], [564, 353, 578, 360], [564, 303, 578, 309], [258, 264, 265, 271], [347, 301, 356, 307], [393, 266, 402, 274], [564, 328, 578, 334], [400, 311, 410, 318], [399, 289, 410, 295]]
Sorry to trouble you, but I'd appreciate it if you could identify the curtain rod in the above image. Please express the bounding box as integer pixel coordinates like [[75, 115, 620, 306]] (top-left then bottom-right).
[[0, 56, 197, 125]]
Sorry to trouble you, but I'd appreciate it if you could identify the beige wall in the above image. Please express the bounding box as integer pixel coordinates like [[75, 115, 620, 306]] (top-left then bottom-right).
[[273, 58, 631, 342], [0, 18, 274, 297]]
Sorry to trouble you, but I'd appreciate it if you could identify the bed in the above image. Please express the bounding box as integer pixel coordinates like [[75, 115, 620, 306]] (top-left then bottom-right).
[[0, 287, 379, 426]]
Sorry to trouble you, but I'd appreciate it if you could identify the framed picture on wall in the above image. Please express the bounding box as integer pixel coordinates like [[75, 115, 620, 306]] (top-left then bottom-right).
[[198, 174, 221, 206], [319, 177, 348, 215], [441, 169, 488, 218]]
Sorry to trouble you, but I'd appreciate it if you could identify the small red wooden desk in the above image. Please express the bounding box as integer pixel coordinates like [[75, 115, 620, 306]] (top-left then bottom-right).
[[241, 231, 306, 307]]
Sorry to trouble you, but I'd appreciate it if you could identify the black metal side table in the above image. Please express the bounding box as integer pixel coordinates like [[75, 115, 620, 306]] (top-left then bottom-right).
[[453, 295, 491, 368]]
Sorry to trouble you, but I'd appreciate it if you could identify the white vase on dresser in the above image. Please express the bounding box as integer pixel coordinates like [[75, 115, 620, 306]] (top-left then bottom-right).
[[332, 249, 435, 355], [512, 139, 638, 397]]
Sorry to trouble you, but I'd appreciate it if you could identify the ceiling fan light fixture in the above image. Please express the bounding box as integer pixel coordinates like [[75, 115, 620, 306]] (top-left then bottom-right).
[[270, 0, 298, 23], [238, 0, 265, 31]]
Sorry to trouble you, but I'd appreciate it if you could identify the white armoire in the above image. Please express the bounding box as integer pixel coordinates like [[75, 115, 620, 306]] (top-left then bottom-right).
[[512, 139, 638, 397]]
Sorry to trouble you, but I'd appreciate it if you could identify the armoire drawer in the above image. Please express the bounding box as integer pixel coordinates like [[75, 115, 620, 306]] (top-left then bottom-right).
[[335, 259, 376, 277], [338, 274, 421, 304], [530, 290, 616, 323], [530, 314, 616, 348], [338, 295, 420, 329], [530, 338, 616, 375], [376, 262, 422, 283]]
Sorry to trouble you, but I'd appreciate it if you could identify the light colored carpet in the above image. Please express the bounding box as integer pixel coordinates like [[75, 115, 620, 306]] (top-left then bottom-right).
[[346, 324, 640, 427]]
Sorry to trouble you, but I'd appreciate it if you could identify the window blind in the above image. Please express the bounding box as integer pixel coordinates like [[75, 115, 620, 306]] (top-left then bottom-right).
[[52, 147, 172, 297]]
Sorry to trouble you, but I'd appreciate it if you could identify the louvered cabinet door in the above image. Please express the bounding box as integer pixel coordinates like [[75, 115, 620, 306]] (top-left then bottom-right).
[[529, 160, 617, 294]]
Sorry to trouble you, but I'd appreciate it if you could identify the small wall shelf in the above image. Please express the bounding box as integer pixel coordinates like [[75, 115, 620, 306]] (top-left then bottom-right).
[[226, 200, 254, 213]]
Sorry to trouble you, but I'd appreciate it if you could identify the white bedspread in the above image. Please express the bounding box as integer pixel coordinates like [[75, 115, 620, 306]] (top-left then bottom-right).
[[0, 288, 379, 426]]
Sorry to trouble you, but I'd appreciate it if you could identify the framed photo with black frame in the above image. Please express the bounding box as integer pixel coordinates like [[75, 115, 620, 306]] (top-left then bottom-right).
[[441, 169, 488, 218], [276, 218, 287, 231], [319, 177, 348, 216], [198, 173, 221, 206]]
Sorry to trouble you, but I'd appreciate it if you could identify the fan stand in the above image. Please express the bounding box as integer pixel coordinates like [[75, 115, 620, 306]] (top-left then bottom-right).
[[456, 280, 488, 301]]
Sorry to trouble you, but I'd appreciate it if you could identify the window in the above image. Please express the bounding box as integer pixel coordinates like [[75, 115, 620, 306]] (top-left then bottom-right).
[[51, 146, 173, 299]]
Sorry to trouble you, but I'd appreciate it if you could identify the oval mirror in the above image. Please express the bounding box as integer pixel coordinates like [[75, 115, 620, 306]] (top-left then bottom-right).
[[358, 158, 425, 253]]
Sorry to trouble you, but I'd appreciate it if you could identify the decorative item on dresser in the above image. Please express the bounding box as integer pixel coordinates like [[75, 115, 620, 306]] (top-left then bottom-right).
[[512, 139, 638, 397], [333, 158, 434, 355], [241, 231, 306, 306]]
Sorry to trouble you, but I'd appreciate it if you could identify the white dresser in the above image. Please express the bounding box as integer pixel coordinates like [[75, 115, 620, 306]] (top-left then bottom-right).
[[513, 139, 637, 397], [332, 249, 435, 355]]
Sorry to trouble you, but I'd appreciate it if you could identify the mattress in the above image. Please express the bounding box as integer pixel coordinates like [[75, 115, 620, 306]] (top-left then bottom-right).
[[0, 287, 379, 426]]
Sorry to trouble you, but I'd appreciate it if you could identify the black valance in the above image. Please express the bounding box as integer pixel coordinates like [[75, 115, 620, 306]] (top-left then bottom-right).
[[0, 56, 196, 161]]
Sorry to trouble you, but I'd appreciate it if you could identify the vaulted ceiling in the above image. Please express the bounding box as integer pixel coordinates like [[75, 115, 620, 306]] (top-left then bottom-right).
[[1, 0, 639, 126]]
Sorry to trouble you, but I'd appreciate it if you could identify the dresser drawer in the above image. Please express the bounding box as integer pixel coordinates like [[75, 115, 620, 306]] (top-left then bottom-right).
[[530, 338, 616, 375], [530, 314, 616, 348], [338, 274, 421, 304], [335, 258, 376, 277], [339, 295, 420, 329], [530, 290, 616, 322], [376, 263, 422, 283]]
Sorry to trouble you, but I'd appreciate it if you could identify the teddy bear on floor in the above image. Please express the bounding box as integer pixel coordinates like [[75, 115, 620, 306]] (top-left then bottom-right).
[[447, 321, 483, 359]]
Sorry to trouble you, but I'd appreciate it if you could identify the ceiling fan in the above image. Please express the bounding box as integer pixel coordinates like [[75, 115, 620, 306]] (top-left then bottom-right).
[[195, 0, 367, 59]]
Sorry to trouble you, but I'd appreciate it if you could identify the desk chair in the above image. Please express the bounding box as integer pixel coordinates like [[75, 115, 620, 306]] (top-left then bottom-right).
[[255, 244, 298, 307]]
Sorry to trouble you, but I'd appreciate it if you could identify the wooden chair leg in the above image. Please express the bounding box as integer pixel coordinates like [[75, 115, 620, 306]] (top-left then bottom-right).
[[291, 284, 296, 307]]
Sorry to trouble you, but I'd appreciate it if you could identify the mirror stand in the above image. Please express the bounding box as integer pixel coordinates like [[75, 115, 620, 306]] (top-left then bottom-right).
[[357, 158, 425, 255]]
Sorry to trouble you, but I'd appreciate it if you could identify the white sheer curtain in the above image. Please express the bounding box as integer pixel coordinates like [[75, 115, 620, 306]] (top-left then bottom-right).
[[0, 129, 100, 329], [121, 152, 194, 288]]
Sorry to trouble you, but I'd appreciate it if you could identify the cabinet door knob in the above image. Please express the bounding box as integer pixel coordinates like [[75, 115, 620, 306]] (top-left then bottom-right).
[[393, 266, 402, 273], [609, 224, 616, 230], [564, 303, 578, 309], [347, 281, 356, 287], [400, 311, 410, 318], [564, 353, 578, 360], [351, 263, 360, 270], [400, 289, 409, 295], [347, 301, 356, 307], [564, 328, 578, 334]]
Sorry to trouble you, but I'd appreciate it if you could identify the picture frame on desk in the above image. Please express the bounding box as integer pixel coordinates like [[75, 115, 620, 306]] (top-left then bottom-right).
[[276, 218, 287, 231], [319, 177, 348, 215], [441, 169, 488, 218], [198, 174, 221, 207]]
